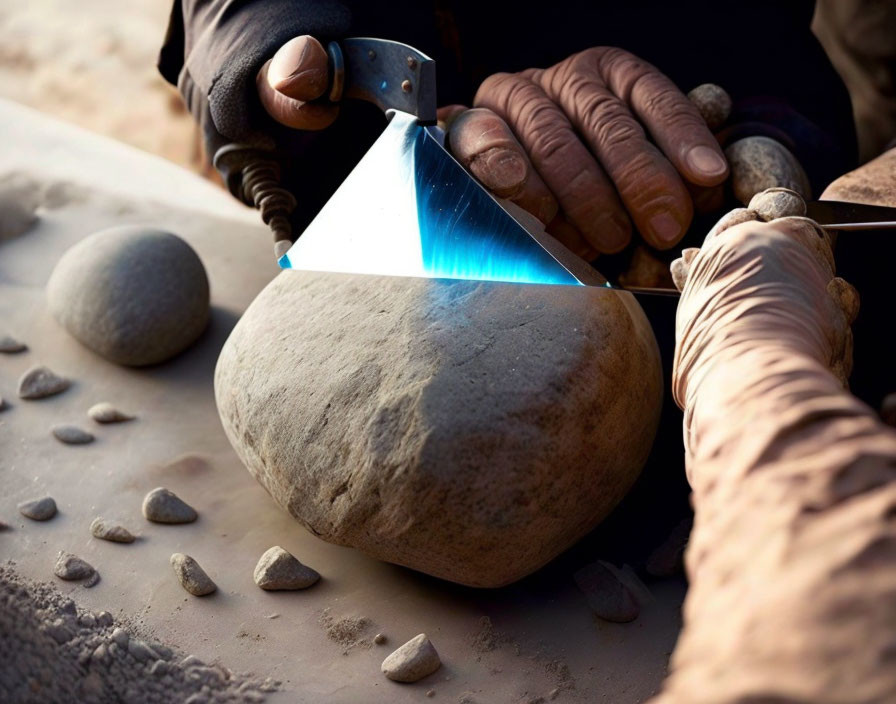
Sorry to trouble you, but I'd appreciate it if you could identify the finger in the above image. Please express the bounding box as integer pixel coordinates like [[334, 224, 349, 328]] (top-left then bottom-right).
[[448, 107, 557, 224], [475, 71, 631, 253], [437, 104, 468, 132], [546, 214, 600, 261], [268, 36, 330, 101], [617, 62, 728, 186], [538, 49, 693, 249], [256, 59, 338, 131]]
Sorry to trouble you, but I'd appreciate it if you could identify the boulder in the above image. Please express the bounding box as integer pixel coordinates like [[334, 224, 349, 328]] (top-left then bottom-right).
[[215, 271, 662, 587], [46, 225, 209, 366]]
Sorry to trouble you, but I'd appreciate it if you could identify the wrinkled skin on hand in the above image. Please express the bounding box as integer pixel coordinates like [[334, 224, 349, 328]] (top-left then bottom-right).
[[651, 192, 896, 703], [257, 35, 338, 131], [444, 47, 729, 258]]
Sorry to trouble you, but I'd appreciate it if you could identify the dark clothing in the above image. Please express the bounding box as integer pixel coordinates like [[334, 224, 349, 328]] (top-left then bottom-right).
[[159, 1, 857, 230]]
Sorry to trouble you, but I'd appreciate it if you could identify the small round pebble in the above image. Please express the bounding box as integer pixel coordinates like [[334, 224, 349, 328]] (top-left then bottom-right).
[[0, 334, 27, 353], [687, 83, 732, 131], [373, 633, 387, 645], [170, 553, 216, 596], [0, 519, 10, 531], [725, 136, 811, 205], [253, 546, 320, 590], [573, 560, 640, 623], [142, 487, 197, 524], [0, 173, 40, 240], [17, 365, 70, 400], [18, 496, 57, 521], [87, 402, 135, 423], [46, 225, 210, 366], [747, 187, 807, 221], [90, 517, 136, 543], [54, 551, 97, 583], [381, 634, 442, 683], [52, 424, 95, 445], [426, 690, 435, 698]]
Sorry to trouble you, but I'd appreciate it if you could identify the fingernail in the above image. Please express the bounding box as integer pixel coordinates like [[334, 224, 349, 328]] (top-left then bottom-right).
[[686, 145, 727, 178], [270, 38, 328, 98], [471, 147, 528, 197], [648, 211, 682, 244]]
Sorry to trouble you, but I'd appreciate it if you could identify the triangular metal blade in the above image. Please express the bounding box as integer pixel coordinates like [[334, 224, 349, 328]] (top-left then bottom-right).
[[280, 111, 601, 286]]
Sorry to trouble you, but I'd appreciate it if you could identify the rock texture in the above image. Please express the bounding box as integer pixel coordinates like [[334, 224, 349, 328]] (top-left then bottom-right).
[[90, 517, 136, 543], [0, 334, 27, 353], [687, 83, 732, 131], [253, 547, 320, 590], [141, 487, 197, 524], [381, 634, 441, 683], [18, 365, 69, 399], [573, 561, 640, 623], [170, 553, 216, 596], [53, 552, 98, 586], [725, 136, 811, 205], [216, 271, 662, 587], [18, 496, 57, 521], [821, 145, 896, 205], [0, 173, 39, 241], [0, 564, 274, 702], [51, 424, 95, 445], [46, 225, 210, 366], [87, 402, 134, 423]]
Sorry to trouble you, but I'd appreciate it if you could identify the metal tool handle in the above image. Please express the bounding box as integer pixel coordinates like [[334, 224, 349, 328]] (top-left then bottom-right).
[[327, 38, 437, 124], [214, 37, 438, 259]]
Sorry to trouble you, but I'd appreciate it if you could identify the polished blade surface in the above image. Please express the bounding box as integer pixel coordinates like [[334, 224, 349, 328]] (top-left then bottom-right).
[[280, 111, 587, 286], [807, 200, 896, 230]]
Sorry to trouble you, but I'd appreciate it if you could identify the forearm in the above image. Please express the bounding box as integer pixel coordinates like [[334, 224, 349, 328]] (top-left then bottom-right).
[[656, 222, 896, 703]]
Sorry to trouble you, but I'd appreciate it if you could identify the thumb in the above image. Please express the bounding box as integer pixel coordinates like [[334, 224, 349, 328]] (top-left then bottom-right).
[[267, 35, 330, 101]]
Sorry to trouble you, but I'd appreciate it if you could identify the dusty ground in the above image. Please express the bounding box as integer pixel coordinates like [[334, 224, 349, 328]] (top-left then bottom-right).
[[0, 0, 200, 172], [0, 99, 686, 703]]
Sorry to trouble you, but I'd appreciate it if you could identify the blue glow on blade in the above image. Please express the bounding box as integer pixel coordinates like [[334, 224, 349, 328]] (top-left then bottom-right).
[[279, 111, 584, 286], [413, 127, 581, 286]]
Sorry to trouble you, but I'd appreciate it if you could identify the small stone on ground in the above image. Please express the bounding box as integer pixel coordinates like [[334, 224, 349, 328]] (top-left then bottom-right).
[[90, 517, 136, 543], [51, 424, 95, 445], [18, 365, 70, 399], [54, 551, 97, 586], [170, 553, 216, 596], [142, 487, 197, 524], [18, 496, 57, 521], [87, 402, 135, 423], [381, 634, 442, 683], [0, 334, 27, 353], [374, 633, 387, 645], [573, 560, 640, 623], [253, 546, 320, 590]]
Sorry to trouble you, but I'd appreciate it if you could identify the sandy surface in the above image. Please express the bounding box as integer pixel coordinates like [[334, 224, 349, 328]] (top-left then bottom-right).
[[0, 98, 686, 703], [0, 0, 200, 172]]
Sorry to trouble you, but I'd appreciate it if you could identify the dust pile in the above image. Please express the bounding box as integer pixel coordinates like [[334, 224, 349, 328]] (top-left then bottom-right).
[[0, 563, 276, 703], [319, 608, 373, 654]]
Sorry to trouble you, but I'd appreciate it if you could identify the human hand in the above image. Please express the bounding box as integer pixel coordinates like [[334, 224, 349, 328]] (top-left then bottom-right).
[[256, 35, 338, 131], [443, 48, 730, 258], [670, 188, 859, 414]]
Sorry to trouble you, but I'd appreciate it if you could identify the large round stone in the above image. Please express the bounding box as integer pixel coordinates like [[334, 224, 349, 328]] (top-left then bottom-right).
[[47, 226, 209, 366], [215, 271, 662, 587]]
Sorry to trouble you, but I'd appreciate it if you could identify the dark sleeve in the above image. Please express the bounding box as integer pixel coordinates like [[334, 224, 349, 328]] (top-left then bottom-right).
[[157, 0, 351, 149]]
